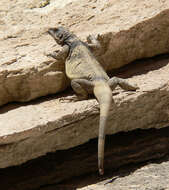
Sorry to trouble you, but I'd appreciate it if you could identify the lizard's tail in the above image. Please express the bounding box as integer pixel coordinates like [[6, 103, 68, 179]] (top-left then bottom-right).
[[93, 81, 112, 175]]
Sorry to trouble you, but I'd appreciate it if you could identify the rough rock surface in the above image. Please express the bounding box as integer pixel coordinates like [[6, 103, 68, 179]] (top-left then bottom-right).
[[60, 155, 169, 190], [0, 127, 169, 190], [1, 1, 169, 188], [0, 54, 169, 168], [0, 0, 169, 106]]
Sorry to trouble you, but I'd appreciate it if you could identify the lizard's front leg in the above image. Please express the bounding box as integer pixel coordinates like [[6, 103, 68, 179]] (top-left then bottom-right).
[[87, 34, 101, 50], [108, 77, 139, 91], [46, 45, 69, 60]]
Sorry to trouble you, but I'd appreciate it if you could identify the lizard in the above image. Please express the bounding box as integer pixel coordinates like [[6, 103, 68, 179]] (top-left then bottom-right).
[[47, 26, 139, 175]]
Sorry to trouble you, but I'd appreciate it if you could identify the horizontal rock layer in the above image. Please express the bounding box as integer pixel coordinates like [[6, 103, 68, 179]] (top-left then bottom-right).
[[0, 0, 169, 106], [0, 54, 169, 168], [1, 127, 169, 190]]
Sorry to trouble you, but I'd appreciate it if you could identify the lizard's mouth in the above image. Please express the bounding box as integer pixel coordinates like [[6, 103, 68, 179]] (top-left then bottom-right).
[[47, 29, 54, 36]]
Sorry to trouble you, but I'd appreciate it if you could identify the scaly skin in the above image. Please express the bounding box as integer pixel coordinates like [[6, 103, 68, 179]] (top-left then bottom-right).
[[47, 27, 139, 175]]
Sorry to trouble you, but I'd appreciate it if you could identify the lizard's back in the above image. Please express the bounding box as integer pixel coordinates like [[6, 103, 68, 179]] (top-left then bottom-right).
[[66, 43, 109, 81]]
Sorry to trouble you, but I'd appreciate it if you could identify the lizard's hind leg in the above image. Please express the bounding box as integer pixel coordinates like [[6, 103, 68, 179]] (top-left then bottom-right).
[[71, 79, 93, 101], [108, 77, 139, 91]]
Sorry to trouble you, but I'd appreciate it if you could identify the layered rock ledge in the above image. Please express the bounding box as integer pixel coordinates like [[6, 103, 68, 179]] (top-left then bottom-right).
[[1, 1, 169, 188], [1, 127, 169, 190], [0, 54, 169, 169], [0, 0, 169, 106]]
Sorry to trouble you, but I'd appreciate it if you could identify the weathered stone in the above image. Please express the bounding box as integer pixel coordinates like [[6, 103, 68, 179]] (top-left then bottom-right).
[[0, 54, 169, 168], [0, 127, 169, 190], [0, 0, 169, 106]]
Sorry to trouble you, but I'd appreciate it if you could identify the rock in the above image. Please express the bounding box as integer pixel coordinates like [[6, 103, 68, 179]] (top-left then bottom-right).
[[0, 0, 169, 106], [0, 127, 169, 190], [0, 54, 169, 169], [61, 147, 169, 190]]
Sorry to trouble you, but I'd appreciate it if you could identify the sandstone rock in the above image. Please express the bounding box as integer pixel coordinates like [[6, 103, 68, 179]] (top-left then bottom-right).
[[63, 150, 169, 190], [0, 54, 169, 169], [0, 0, 169, 106], [0, 127, 169, 190]]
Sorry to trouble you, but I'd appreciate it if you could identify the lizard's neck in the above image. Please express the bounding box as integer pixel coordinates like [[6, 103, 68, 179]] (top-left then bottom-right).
[[65, 38, 82, 60], [64, 36, 80, 47]]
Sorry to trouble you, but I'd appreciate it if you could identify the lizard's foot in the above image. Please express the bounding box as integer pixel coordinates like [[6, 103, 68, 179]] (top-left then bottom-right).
[[59, 95, 77, 103], [87, 34, 97, 43], [87, 34, 101, 43], [45, 50, 61, 60], [130, 83, 139, 91], [86, 34, 101, 51], [122, 81, 139, 91], [108, 77, 139, 91], [59, 95, 87, 103]]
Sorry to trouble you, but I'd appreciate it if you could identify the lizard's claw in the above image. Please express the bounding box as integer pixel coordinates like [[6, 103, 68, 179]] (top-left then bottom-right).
[[97, 34, 102, 41], [86, 34, 93, 43], [59, 95, 87, 103], [45, 50, 61, 60], [131, 83, 139, 91], [87, 34, 99, 43], [45, 53, 53, 57], [59, 95, 79, 103]]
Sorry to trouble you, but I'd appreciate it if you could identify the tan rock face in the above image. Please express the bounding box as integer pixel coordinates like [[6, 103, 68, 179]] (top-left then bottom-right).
[[0, 127, 169, 189], [0, 0, 169, 172], [0, 54, 169, 168], [0, 0, 169, 106]]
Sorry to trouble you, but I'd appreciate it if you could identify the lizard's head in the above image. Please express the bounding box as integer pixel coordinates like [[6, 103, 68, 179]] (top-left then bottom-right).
[[48, 27, 72, 46]]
